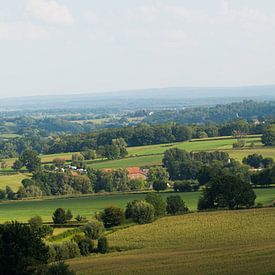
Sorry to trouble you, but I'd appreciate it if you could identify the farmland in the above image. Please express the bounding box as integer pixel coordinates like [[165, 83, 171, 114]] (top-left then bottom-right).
[[68, 207, 275, 275], [0, 188, 273, 223]]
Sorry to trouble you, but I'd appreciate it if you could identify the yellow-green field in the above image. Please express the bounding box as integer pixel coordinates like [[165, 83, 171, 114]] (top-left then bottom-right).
[[68, 208, 275, 275], [0, 173, 30, 190]]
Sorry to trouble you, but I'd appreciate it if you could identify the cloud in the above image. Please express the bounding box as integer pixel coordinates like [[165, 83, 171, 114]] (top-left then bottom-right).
[[26, 0, 74, 25], [0, 21, 50, 40]]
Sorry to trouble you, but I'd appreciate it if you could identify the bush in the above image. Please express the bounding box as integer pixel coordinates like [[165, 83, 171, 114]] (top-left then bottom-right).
[[76, 237, 94, 256], [166, 196, 189, 215], [129, 200, 155, 224], [83, 220, 105, 240], [100, 206, 124, 228], [65, 209, 73, 221], [50, 242, 80, 262], [173, 180, 199, 192], [45, 262, 76, 275], [52, 208, 67, 224], [97, 236, 109, 254], [145, 193, 166, 217]]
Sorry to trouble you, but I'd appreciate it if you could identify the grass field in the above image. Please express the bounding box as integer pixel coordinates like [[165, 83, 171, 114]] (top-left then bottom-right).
[[68, 207, 275, 275], [0, 173, 30, 190], [0, 189, 273, 223]]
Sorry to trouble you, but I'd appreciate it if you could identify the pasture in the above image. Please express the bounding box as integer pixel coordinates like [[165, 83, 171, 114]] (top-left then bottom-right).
[[68, 207, 275, 274], [0, 173, 30, 190], [0, 189, 273, 223]]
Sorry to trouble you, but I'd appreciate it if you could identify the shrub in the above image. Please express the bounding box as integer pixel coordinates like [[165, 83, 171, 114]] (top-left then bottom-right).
[[66, 209, 73, 221], [145, 193, 166, 217], [166, 196, 189, 215], [76, 237, 94, 256], [97, 236, 109, 254], [52, 208, 67, 224], [125, 200, 139, 220], [83, 220, 105, 240], [173, 180, 199, 192], [45, 262, 75, 275], [75, 214, 86, 223], [130, 200, 155, 224], [50, 242, 80, 262], [100, 206, 124, 228]]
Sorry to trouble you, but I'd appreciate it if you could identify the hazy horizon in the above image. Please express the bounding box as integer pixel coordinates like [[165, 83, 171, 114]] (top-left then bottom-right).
[[0, 0, 275, 98]]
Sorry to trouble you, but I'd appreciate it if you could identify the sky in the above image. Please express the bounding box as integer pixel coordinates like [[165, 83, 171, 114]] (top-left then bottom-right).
[[0, 0, 275, 98]]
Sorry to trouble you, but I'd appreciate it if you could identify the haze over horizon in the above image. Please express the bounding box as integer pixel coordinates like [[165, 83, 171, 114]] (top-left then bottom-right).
[[0, 0, 275, 98]]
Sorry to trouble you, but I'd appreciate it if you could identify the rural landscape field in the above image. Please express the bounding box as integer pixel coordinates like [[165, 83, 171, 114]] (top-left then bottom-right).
[[1, 1, 275, 274]]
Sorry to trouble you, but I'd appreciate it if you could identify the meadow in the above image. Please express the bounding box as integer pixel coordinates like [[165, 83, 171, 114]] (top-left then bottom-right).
[[68, 207, 275, 275], [0, 189, 273, 223]]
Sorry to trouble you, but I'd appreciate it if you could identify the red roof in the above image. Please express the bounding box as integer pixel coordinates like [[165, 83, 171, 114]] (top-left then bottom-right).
[[127, 167, 143, 174]]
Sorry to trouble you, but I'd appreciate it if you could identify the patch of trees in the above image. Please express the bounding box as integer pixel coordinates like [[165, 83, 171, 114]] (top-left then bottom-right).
[[262, 124, 275, 146], [243, 154, 273, 169], [198, 172, 256, 210], [145, 100, 275, 125], [251, 166, 275, 188]]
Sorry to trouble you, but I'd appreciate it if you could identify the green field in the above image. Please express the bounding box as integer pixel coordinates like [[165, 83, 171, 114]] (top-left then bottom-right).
[[0, 189, 273, 223], [0, 173, 30, 190], [68, 207, 275, 274]]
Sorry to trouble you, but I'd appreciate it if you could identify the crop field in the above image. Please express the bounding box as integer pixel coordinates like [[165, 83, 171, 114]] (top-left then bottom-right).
[[0, 189, 273, 223], [68, 207, 275, 275]]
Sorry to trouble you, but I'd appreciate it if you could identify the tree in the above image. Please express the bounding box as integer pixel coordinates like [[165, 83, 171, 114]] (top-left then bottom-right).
[[0, 221, 48, 274], [127, 200, 155, 224], [12, 159, 23, 171], [242, 154, 263, 168], [262, 125, 275, 146], [100, 206, 124, 228], [173, 180, 199, 192], [81, 149, 96, 160], [0, 189, 6, 200], [97, 236, 109, 254], [71, 154, 85, 169], [148, 167, 169, 192], [65, 209, 73, 221], [145, 193, 166, 217], [52, 158, 66, 168], [83, 220, 104, 240], [262, 157, 274, 168], [19, 150, 41, 172], [29, 216, 53, 238], [6, 186, 15, 200], [166, 195, 188, 215], [52, 208, 67, 224], [198, 172, 256, 210]]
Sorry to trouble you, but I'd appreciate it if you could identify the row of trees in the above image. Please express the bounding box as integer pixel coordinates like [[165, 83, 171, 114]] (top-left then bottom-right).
[[2, 116, 269, 159]]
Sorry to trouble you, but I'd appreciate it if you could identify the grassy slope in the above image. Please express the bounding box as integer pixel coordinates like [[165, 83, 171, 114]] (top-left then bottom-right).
[[0, 189, 273, 223], [0, 173, 30, 190], [68, 208, 275, 275]]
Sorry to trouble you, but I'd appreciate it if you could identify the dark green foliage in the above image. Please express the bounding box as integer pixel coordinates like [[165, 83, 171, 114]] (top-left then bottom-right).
[[262, 124, 275, 146], [198, 173, 256, 210], [97, 236, 109, 254], [75, 237, 94, 256], [166, 196, 189, 215], [19, 149, 41, 172], [251, 166, 275, 187], [29, 216, 53, 238], [173, 180, 200, 192], [83, 220, 105, 240], [100, 206, 124, 228], [12, 159, 23, 171], [65, 209, 73, 221], [127, 200, 155, 224], [52, 208, 67, 224], [50, 242, 80, 261], [45, 262, 76, 275], [148, 167, 169, 192], [0, 221, 48, 275], [145, 193, 166, 217], [243, 154, 263, 168]]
